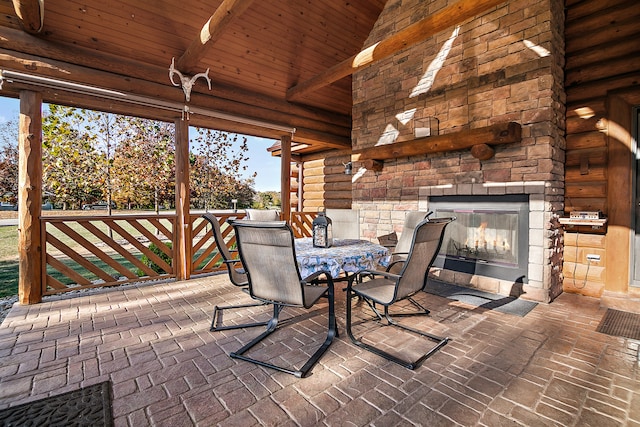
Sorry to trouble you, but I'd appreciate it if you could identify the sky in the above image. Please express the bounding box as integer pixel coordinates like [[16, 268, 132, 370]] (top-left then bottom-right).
[[0, 96, 282, 192]]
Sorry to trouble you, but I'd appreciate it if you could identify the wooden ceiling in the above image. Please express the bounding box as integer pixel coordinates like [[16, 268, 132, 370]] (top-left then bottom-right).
[[0, 0, 387, 155]]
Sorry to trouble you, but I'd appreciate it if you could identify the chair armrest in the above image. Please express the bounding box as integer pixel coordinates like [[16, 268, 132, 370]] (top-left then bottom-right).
[[391, 251, 408, 257], [302, 270, 334, 285], [349, 268, 400, 283], [385, 259, 407, 272]]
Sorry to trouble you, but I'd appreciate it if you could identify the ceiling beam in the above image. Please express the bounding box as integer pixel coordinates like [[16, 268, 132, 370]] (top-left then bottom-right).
[[176, 0, 256, 73], [286, 0, 507, 101], [0, 50, 352, 147], [0, 26, 350, 130], [11, 0, 43, 34]]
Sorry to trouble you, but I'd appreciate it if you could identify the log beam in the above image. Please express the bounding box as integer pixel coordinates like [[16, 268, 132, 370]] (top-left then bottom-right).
[[177, 0, 256, 73], [0, 26, 351, 129], [0, 47, 351, 148], [287, 0, 506, 101], [17, 89, 42, 304], [352, 122, 521, 163], [470, 143, 495, 160], [11, 0, 43, 34]]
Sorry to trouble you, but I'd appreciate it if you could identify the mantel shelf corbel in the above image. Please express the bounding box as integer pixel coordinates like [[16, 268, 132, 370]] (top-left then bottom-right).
[[351, 121, 522, 171]]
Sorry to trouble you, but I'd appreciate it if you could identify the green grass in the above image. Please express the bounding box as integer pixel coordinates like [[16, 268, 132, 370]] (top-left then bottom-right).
[[0, 226, 18, 261], [0, 226, 18, 297]]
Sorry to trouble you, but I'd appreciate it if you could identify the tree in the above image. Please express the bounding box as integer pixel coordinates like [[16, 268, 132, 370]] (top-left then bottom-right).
[[190, 129, 255, 210], [255, 191, 281, 209], [85, 110, 118, 213], [42, 105, 255, 211], [42, 105, 103, 209], [111, 117, 175, 211], [0, 119, 18, 202]]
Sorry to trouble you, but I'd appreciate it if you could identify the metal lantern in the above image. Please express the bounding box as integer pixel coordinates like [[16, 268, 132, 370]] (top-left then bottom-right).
[[312, 209, 333, 248]]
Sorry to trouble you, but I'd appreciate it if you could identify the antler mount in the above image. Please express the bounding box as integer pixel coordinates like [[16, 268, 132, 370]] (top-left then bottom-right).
[[168, 57, 212, 103]]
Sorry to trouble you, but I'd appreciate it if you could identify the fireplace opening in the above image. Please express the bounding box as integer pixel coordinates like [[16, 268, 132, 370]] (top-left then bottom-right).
[[429, 194, 529, 283]]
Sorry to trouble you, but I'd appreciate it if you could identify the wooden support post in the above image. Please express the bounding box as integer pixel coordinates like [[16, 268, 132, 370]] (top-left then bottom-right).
[[18, 90, 42, 304], [297, 161, 304, 212], [605, 96, 633, 293], [280, 134, 292, 222], [174, 118, 191, 280]]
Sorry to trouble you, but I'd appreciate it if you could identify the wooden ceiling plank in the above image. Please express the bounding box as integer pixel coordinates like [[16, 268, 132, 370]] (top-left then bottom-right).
[[177, 0, 257, 73], [11, 0, 42, 34], [287, 0, 507, 101], [44, 9, 189, 63], [60, 0, 200, 38], [45, 8, 348, 103]]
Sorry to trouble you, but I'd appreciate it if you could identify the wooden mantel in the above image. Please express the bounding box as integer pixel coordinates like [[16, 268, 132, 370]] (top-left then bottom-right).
[[351, 122, 522, 170]]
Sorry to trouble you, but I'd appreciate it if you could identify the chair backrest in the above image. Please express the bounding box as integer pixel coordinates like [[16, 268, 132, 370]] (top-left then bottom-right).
[[245, 209, 281, 221], [201, 213, 247, 287], [233, 221, 305, 306], [394, 211, 431, 254], [325, 208, 360, 239], [395, 218, 454, 300]]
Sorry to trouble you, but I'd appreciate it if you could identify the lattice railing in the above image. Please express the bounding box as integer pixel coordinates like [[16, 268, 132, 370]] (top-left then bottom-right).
[[40, 211, 317, 296], [191, 213, 245, 275], [42, 214, 176, 295], [290, 211, 316, 237]]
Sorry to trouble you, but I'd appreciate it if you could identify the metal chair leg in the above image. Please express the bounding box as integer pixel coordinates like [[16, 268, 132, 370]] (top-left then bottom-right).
[[346, 287, 449, 370], [210, 301, 270, 331], [231, 288, 337, 378]]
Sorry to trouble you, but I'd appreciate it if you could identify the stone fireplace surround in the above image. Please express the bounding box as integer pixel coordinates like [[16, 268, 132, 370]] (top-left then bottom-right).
[[355, 180, 557, 303]]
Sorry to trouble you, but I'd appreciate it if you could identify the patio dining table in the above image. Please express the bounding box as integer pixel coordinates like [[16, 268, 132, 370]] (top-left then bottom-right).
[[294, 238, 391, 279]]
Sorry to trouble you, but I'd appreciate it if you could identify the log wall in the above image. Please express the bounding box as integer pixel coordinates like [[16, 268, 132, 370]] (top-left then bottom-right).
[[300, 153, 353, 211], [563, 0, 640, 298]]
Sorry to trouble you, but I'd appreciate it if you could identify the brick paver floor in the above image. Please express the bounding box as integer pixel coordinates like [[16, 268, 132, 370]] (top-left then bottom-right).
[[0, 274, 639, 426]]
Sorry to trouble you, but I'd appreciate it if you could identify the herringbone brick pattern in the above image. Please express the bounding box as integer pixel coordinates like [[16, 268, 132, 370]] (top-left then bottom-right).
[[0, 275, 638, 426]]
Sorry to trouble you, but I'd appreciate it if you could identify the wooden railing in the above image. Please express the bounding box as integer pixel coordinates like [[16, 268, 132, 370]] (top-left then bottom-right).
[[190, 213, 245, 275], [40, 211, 316, 296], [42, 214, 176, 296], [290, 211, 316, 237]]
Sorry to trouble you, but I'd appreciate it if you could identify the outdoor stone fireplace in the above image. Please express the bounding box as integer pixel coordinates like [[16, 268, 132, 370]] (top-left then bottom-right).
[[345, 0, 565, 303]]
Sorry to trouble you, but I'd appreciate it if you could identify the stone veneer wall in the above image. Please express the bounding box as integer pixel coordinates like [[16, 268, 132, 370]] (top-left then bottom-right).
[[350, 0, 566, 302]]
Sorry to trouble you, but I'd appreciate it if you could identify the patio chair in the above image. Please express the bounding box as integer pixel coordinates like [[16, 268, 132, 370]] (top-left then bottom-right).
[[384, 211, 432, 273], [245, 209, 280, 221], [230, 220, 337, 378], [346, 217, 454, 369], [201, 213, 270, 331], [325, 208, 360, 239]]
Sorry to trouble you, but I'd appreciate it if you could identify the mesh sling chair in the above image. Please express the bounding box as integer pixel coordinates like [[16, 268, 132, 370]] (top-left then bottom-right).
[[201, 213, 270, 331], [244, 209, 281, 221], [231, 220, 337, 378], [388, 211, 432, 263], [325, 208, 360, 239], [346, 217, 454, 369]]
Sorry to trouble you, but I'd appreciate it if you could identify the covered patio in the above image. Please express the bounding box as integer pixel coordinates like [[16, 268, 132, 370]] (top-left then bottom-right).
[[0, 276, 638, 425], [1, 0, 640, 424]]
